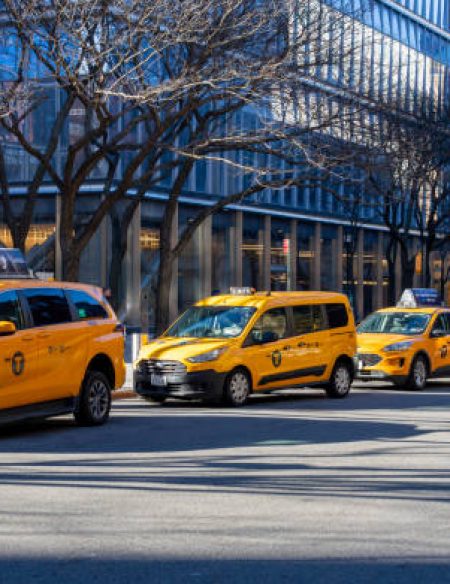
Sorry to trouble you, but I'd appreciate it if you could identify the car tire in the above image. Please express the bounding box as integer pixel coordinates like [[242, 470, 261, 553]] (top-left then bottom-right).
[[325, 360, 352, 399], [406, 355, 428, 391], [75, 371, 112, 426], [224, 368, 251, 407]]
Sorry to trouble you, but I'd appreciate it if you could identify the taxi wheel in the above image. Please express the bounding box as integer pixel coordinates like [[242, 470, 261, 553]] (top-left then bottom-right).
[[224, 369, 250, 407], [325, 360, 352, 399], [406, 355, 428, 391], [75, 371, 112, 426]]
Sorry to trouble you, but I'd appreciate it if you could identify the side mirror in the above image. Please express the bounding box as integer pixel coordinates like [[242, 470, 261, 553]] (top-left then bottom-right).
[[430, 328, 447, 339], [261, 330, 279, 344], [0, 321, 16, 336]]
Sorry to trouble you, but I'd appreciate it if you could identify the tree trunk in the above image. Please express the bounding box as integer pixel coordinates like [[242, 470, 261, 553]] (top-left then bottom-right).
[[108, 208, 128, 311], [399, 244, 416, 291], [155, 244, 175, 335], [385, 237, 397, 306]]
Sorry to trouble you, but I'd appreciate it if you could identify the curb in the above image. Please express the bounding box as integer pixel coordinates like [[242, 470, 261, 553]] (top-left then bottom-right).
[[112, 388, 137, 400]]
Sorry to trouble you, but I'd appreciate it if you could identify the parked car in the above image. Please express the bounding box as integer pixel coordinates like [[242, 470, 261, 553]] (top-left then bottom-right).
[[135, 288, 356, 406], [0, 248, 125, 426], [356, 288, 450, 390]]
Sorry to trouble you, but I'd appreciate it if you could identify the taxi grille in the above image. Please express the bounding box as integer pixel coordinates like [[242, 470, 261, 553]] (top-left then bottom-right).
[[358, 353, 382, 367], [141, 359, 187, 376]]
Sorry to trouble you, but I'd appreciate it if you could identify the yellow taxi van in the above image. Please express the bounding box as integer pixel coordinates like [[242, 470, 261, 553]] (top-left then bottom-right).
[[0, 249, 125, 425], [356, 288, 450, 390], [134, 288, 356, 406]]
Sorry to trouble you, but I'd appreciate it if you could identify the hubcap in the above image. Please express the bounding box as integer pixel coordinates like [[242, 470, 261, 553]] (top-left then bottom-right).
[[414, 360, 426, 387], [88, 379, 109, 420], [334, 366, 350, 394], [229, 372, 249, 404]]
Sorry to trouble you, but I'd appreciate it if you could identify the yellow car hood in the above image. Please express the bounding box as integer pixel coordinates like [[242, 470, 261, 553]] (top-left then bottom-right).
[[138, 337, 231, 362], [357, 333, 419, 352]]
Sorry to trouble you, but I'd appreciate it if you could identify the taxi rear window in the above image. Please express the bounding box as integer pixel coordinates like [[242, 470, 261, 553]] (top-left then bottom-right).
[[68, 290, 108, 320], [24, 288, 72, 326]]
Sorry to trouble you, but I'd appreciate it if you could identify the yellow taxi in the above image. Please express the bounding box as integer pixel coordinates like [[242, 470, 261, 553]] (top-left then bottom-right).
[[0, 249, 125, 425], [134, 288, 356, 406], [356, 289, 450, 390]]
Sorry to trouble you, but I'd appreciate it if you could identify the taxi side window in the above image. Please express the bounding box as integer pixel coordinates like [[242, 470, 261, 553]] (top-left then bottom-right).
[[68, 290, 108, 320], [0, 290, 25, 330], [431, 314, 450, 337], [24, 288, 72, 327], [248, 308, 288, 344], [325, 304, 348, 328], [292, 305, 325, 335]]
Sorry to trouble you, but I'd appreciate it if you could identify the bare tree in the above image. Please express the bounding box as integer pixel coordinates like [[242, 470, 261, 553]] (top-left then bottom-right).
[[1, 0, 364, 330]]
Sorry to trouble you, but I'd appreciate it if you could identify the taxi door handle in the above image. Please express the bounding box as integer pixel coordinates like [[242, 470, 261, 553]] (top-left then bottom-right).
[[22, 336, 34, 342], [298, 342, 307, 347], [37, 332, 51, 339], [283, 345, 291, 351]]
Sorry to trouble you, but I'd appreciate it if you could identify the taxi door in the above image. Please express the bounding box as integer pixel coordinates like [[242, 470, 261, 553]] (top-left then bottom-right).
[[429, 313, 450, 375], [244, 307, 297, 390], [0, 290, 39, 410], [288, 304, 330, 383], [23, 288, 88, 402]]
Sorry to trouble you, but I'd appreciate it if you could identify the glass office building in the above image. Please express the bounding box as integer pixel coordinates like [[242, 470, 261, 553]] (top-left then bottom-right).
[[0, 0, 448, 327]]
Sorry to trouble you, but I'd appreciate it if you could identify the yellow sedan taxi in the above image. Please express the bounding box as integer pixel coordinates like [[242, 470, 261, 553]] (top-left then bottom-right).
[[135, 288, 356, 406], [0, 248, 125, 426], [356, 289, 450, 390]]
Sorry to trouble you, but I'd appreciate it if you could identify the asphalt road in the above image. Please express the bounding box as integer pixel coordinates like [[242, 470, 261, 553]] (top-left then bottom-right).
[[1, 381, 450, 583]]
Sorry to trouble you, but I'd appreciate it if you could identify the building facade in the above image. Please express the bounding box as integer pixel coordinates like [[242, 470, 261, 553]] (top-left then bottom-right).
[[0, 0, 449, 329]]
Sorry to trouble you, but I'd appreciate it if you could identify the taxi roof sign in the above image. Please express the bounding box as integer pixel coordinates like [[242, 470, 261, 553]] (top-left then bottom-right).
[[397, 288, 442, 308], [229, 287, 255, 295], [0, 248, 30, 278]]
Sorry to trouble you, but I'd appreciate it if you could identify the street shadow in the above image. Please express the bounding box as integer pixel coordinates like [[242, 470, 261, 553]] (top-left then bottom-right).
[[1, 556, 450, 584]]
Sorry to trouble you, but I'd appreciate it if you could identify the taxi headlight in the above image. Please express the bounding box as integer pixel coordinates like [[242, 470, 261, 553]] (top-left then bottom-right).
[[187, 348, 226, 363], [383, 341, 414, 352]]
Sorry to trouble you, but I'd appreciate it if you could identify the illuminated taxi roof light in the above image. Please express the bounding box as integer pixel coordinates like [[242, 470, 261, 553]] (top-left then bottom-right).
[[229, 287, 256, 296], [397, 288, 442, 308]]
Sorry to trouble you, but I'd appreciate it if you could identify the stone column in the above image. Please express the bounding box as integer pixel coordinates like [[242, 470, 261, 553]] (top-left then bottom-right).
[[313, 222, 321, 290], [234, 211, 243, 287], [356, 227, 364, 320], [263, 215, 271, 291], [376, 231, 384, 309], [54, 194, 62, 280], [124, 202, 141, 328], [336, 225, 344, 293], [289, 219, 297, 291]]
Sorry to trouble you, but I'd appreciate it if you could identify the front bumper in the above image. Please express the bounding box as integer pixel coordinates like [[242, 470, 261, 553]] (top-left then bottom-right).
[[134, 369, 227, 401], [354, 354, 409, 385]]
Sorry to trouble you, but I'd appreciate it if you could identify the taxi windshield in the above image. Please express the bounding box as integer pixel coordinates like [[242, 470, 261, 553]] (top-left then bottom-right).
[[165, 306, 256, 339], [358, 311, 431, 335]]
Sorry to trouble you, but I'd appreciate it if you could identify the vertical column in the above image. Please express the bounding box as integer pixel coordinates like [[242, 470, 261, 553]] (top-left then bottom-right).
[[125, 203, 141, 327], [356, 228, 364, 320], [55, 194, 62, 280], [376, 231, 384, 309], [312, 222, 321, 290], [289, 219, 297, 291], [169, 204, 179, 323], [99, 213, 108, 288], [263, 214, 271, 290], [336, 225, 344, 293], [234, 211, 243, 287], [395, 244, 402, 302], [201, 215, 212, 298]]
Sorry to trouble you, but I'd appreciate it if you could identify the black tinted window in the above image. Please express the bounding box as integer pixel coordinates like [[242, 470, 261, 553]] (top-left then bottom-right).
[[292, 305, 325, 335], [0, 290, 24, 330], [25, 288, 72, 326], [326, 304, 348, 329], [68, 290, 108, 320]]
